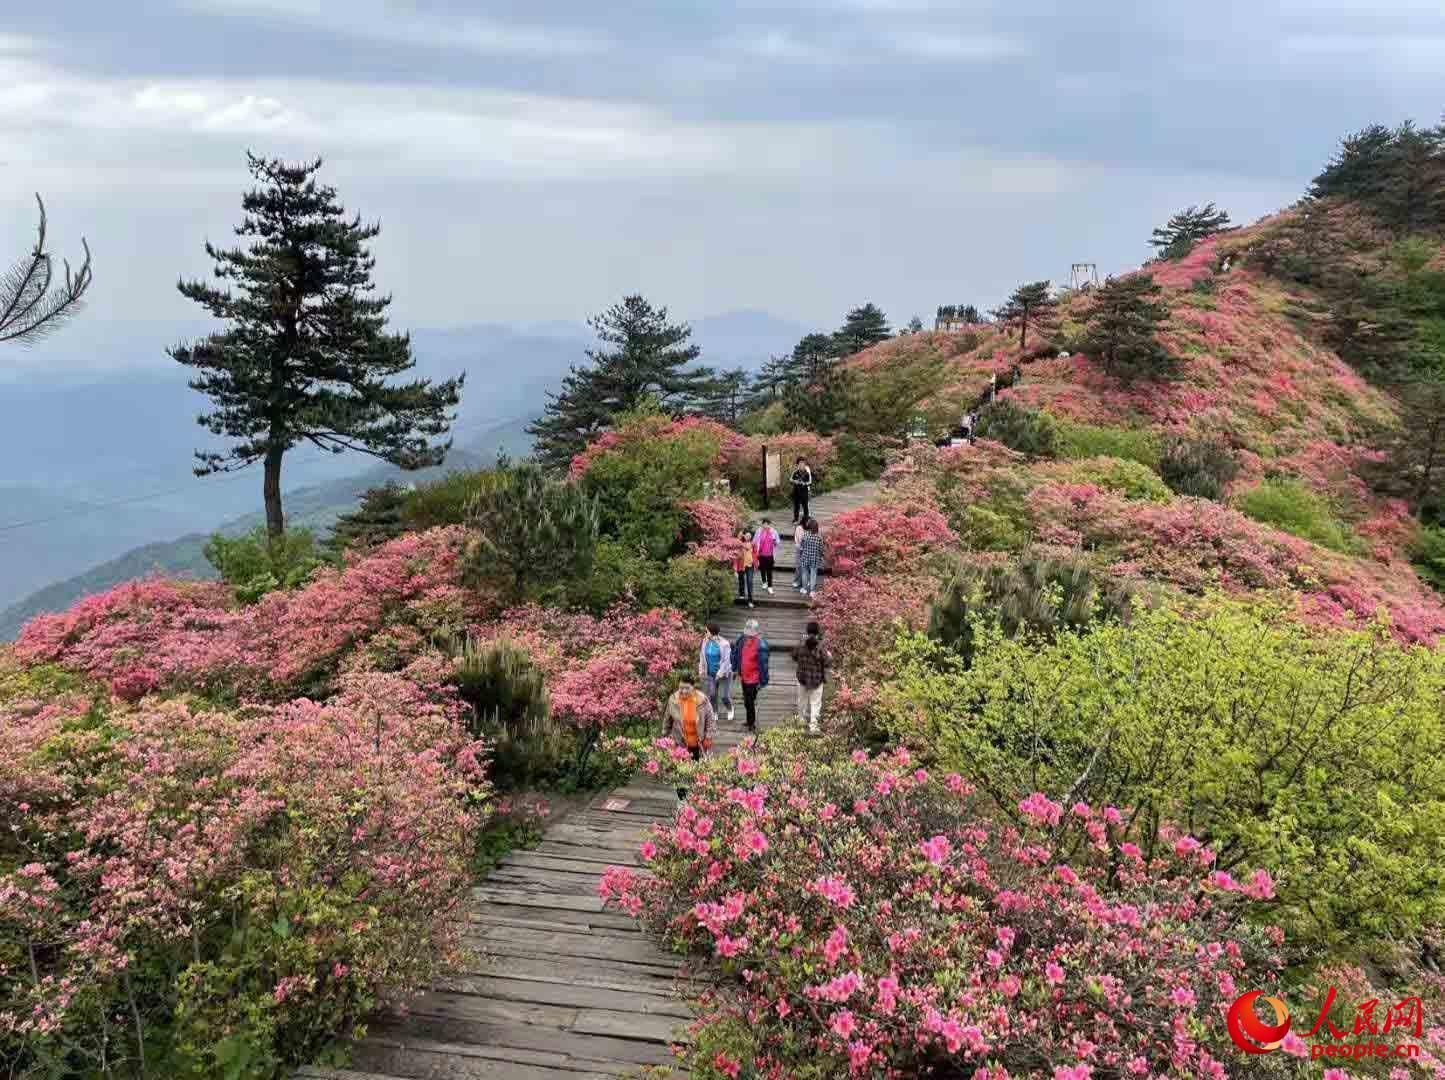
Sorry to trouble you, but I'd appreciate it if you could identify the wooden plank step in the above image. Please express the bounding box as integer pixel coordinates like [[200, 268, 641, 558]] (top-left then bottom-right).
[[349, 1032, 643, 1075], [362, 1013, 676, 1066], [429, 975, 692, 1018]]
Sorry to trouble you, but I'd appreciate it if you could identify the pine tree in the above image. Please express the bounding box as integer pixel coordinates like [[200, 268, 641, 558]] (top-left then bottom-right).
[[1149, 203, 1232, 258], [906, 315, 924, 334], [750, 354, 795, 401], [1081, 275, 1174, 380], [328, 482, 408, 554], [833, 303, 891, 356], [695, 367, 752, 427], [784, 358, 853, 435], [789, 332, 837, 382], [992, 281, 1054, 350], [1311, 124, 1399, 204], [960, 304, 982, 324], [528, 295, 710, 470], [171, 155, 463, 537], [466, 461, 600, 597], [2, 194, 93, 346]]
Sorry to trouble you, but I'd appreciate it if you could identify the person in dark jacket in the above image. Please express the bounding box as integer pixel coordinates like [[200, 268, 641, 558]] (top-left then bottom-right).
[[790, 458, 813, 524], [792, 632, 832, 734], [730, 618, 770, 733]]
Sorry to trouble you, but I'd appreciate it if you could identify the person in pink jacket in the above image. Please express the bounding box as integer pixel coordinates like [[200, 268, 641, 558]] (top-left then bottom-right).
[[752, 517, 780, 595]]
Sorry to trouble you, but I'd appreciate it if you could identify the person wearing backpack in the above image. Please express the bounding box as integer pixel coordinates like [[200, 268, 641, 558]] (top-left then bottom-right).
[[730, 619, 770, 734], [697, 622, 734, 723], [797, 518, 824, 598], [792, 631, 832, 734]]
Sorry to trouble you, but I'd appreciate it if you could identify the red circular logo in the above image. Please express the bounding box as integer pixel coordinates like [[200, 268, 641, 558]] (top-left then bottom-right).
[[1227, 990, 1291, 1054]]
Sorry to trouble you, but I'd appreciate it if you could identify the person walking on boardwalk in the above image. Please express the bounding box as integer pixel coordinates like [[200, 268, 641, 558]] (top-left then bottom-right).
[[663, 676, 715, 800], [797, 518, 825, 598], [733, 528, 756, 607], [792, 517, 807, 590], [731, 618, 770, 734], [793, 630, 832, 734], [753, 517, 780, 595], [697, 622, 734, 723], [790, 458, 813, 524]]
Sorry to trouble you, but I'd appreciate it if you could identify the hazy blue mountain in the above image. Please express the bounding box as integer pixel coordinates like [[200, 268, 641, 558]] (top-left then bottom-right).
[[0, 309, 807, 632]]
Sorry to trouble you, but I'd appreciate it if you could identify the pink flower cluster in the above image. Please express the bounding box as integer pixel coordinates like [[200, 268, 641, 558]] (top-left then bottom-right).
[[568, 413, 737, 480], [15, 527, 491, 698], [684, 496, 750, 564], [471, 604, 698, 731], [0, 667, 487, 1061], [599, 742, 1284, 1078]]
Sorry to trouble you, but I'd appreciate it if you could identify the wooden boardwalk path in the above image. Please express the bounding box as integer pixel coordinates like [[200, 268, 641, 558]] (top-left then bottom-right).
[[302, 483, 877, 1079]]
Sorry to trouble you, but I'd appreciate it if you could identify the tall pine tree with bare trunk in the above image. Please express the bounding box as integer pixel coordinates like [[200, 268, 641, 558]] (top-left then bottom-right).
[[172, 154, 463, 536]]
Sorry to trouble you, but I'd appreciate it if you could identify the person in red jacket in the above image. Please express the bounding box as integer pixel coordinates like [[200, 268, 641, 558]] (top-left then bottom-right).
[[730, 619, 770, 733]]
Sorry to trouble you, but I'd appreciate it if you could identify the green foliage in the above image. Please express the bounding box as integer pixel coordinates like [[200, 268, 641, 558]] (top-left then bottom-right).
[[1311, 120, 1445, 232], [828, 432, 888, 487], [992, 280, 1055, 349], [1412, 524, 1445, 590], [170, 154, 463, 536], [1238, 477, 1359, 552], [1055, 421, 1160, 468], [1158, 434, 1239, 500], [527, 294, 712, 470], [327, 482, 407, 555], [467, 462, 600, 597], [927, 553, 1134, 664], [844, 353, 948, 437], [452, 636, 563, 789], [1069, 456, 1172, 502], [564, 543, 731, 620], [832, 302, 891, 356], [975, 399, 1058, 458], [1081, 274, 1174, 380], [402, 467, 501, 530], [204, 526, 329, 603], [739, 399, 789, 436], [471, 809, 546, 878], [882, 599, 1445, 952], [1149, 202, 1232, 258], [955, 503, 1030, 553], [579, 413, 719, 559], [693, 367, 752, 428], [783, 358, 853, 435]]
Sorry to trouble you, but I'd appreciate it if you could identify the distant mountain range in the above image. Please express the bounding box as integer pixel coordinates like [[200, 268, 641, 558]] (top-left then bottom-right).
[[0, 309, 810, 637]]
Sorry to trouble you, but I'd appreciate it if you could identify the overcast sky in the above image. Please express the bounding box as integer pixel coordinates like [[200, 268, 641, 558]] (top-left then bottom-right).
[[3, 0, 1442, 368]]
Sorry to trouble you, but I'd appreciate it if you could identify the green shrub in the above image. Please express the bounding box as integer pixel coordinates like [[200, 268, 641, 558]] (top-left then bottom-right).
[[581, 421, 718, 559], [466, 462, 600, 598], [974, 399, 1058, 458], [452, 635, 565, 789], [739, 399, 788, 436], [1413, 523, 1445, 592], [1237, 477, 1358, 552], [927, 552, 1134, 663], [1069, 456, 1172, 502], [564, 544, 731, 620], [402, 467, 501, 530], [204, 526, 330, 603], [955, 503, 1030, 552], [1055, 420, 1160, 468], [653, 555, 735, 621], [828, 432, 889, 487], [1158, 434, 1239, 499], [882, 598, 1445, 953]]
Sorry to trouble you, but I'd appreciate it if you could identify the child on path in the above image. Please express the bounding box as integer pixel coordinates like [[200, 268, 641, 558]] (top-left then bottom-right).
[[797, 518, 824, 598], [790, 458, 813, 524], [753, 518, 780, 594], [733, 528, 756, 607], [730, 619, 770, 733], [662, 677, 716, 800], [792, 632, 832, 734], [697, 622, 734, 723]]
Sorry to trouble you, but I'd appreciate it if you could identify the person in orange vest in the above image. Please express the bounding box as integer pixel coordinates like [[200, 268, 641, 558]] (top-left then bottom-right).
[[663, 677, 716, 800]]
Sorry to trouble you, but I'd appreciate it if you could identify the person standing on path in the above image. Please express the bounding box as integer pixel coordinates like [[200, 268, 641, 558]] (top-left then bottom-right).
[[792, 631, 832, 734], [733, 528, 756, 607], [697, 622, 734, 723], [797, 518, 825, 598], [662, 677, 715, 800], [790, 458, 813, 524], [730, 618, 770, 733], [791, 518, 807, 590], [753, 517, 780, 595]]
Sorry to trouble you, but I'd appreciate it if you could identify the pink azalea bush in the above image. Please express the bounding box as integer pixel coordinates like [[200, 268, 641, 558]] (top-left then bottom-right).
[[685, 496, 751, 564], [600, 734, 1285, 1079], [568, 413, 737, 481], [0, 662, 487, 1076], [14, 527, 491, 698]]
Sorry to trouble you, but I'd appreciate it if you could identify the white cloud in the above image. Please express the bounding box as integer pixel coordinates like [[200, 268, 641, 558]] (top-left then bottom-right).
[[181, 0, 610, 57], [886, 29, 1028, 60]]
